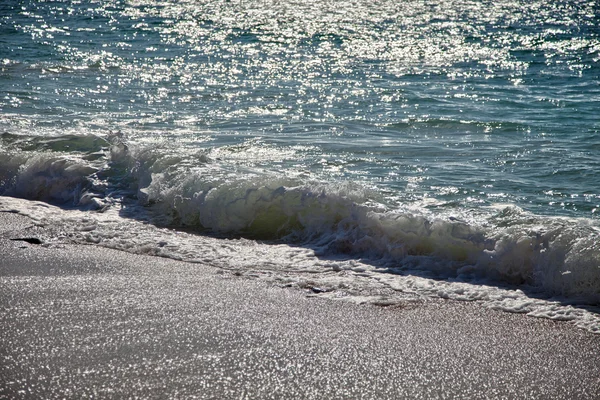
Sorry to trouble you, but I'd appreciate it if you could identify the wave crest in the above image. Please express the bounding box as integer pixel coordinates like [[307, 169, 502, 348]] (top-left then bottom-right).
[[1, 134, 599, 303]]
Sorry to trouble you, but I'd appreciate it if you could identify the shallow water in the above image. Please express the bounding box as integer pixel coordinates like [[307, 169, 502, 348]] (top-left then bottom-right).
[[1, 0, 599, 331]]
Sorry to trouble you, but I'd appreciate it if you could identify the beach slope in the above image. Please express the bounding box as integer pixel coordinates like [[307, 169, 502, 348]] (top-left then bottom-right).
[[1, 213, 599, 399]]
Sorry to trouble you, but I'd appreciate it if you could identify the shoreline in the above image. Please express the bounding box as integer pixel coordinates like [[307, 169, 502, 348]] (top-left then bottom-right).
[[1, 211, 600, 398]]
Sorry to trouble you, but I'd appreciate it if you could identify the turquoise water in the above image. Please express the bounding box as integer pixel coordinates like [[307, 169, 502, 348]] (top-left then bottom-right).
[[1, 0, 600, 324]]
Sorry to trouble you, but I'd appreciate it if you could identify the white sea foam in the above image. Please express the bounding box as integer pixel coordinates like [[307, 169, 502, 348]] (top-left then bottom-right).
[[1, 195, 599, 333], [0, 153, 96, 204], [122, 142, 600, 303], [1, 136, 599, 332]]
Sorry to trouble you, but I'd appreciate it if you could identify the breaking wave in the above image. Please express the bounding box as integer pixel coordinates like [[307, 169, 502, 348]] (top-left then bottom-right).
[[1, 132, 599, 305]]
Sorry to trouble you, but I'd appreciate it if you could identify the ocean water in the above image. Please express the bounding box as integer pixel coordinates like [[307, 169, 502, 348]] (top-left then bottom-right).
[[1, 0, 599, 331]]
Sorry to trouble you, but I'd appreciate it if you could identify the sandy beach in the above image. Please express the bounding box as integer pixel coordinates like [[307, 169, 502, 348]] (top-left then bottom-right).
[[1, 211, 599, 399]]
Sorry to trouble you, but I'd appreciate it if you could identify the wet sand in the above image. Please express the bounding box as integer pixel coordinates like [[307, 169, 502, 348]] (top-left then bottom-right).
[[1, 212, 599, 399]]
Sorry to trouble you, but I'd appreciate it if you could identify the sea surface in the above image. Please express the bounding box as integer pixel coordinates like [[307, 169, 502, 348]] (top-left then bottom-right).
[[1, 0, 599, 331]]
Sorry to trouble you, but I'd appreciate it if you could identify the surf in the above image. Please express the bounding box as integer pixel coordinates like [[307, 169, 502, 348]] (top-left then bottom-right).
[[1, 133, 599, 313]]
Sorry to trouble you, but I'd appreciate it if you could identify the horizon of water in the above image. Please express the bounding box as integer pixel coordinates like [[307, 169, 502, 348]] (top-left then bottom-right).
[[1, 0, 600, 332]]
